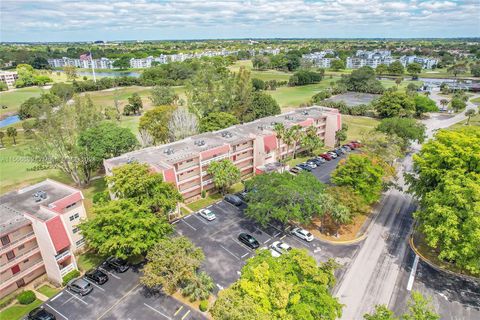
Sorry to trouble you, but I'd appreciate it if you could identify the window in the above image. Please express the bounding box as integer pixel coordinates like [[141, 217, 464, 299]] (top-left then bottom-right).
[[76, 238, 85, 247], [72, 227, 79, 234], [18, 244, 25, 250], [23, 259, 29, 263], [69, 213, 80, 221], [74, 213, 79, 219], [11, 265, 20, 275], [66, 202, 77, 209], [1, 235, 10, 246], [6, 250, 15, 261]]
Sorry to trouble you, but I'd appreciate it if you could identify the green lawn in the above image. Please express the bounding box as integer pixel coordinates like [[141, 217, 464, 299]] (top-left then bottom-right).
[[450, 113, 480, 129], [379, 79, 423, 90], [76, 250, 106, 272], [0, 87, 46, 118], [36, 285, 59, 298], [342, 115, 380, 141], [470, 96, 480, 105], [0, 299, 42, 320]]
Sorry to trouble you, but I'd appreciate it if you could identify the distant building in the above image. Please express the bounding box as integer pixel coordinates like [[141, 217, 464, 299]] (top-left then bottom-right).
[[0, 180, 86, 298], [104, 106, 342, 203], [399, 56, 437, 69], [346, 50, 393, 69], [0, 71, 18, 89], [47, 57, 114, 69], [302, 51, 338, 68]]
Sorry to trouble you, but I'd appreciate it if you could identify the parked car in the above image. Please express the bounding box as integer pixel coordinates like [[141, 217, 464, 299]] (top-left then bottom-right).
[[333, 148, 344, 156], [350, 141, 363, 148], [341, 145, 351, 152], [104, 257, 129, 273], [319, 153, 333, 161], [310, 157, 325, 165], [238, 233, 260, 249], [291, 227, 314, 242], [198, 208, 216, 221], [327, 151, 338, 159], [85, 268, 109, 285], [290, 167, 301, 174], [305, 160, 317, 168], [224, 194, 243, 206], [67, 278, 93, 296], [297, 163, 312, 172], [345, 142, 356, 150], [270, 241, 292, 255], [236, 190, 248, 201], [27, 307, 56, 320]]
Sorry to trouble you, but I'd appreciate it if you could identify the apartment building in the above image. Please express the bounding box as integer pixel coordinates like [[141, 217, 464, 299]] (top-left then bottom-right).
[[302, 51, 338, 68], [104, 106, 341, 202], [0, 180, 86, 298], [47, 57, 114, 69], [0, 71, 18, 89], [399, 55, 437, 69], [346, 50, 394, 69]]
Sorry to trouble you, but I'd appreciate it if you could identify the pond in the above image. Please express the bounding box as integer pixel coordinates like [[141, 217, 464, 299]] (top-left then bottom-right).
[[0, 115, 21, 128], [58, 70, 141, 78]]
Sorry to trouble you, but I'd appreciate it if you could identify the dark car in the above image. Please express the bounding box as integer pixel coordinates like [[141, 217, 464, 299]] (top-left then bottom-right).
[[236, 190, 248, 201], [67, 278, 93, 296], [341, 145, 352, 152], [290, 167, 301, 174], [297, 163, 312, 172], [27, 307, 56, 320], [104, 257, 129, 273], [333, 148, 344, 156], [238, 233, 260, 249], [85, 268, 109, 285], [224, 194, 243, 206], [309, 158, 325, 166], [319, 153, 333, 161]]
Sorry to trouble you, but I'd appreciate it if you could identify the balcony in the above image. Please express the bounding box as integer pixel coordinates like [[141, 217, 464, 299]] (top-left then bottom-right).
[[55, 250, 72, 262], [175, 161, 200, 174], [0, 246, 40, 270], [0, 232, 35, 254], [201, 154, 229, 166], [0, 259, 44, 290], [60, 263, 76, 277]]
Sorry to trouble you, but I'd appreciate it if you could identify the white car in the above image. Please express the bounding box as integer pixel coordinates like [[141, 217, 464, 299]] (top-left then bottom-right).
[[198, 208, 216, 221], [327, 152, 338, 159], [270, 241, 292, 255], [291, 227, 314, 242]]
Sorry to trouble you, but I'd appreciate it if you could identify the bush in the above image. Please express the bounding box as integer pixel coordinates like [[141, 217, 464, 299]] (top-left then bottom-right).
[[17, 291, 36, 305], [288, 70, 324, 86], [62, 269, 81, 286], [311, 89, 332, 103], [199, 300, 208, 312], [92, 190, 111, 204]]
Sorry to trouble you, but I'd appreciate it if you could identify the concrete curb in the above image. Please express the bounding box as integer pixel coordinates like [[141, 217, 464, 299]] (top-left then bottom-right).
[[409, 235, 480, 283]]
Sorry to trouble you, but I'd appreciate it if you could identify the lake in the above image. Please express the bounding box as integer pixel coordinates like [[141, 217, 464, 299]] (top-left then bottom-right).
[[0, 115, 20, 128], [58, 70, 141, 78]]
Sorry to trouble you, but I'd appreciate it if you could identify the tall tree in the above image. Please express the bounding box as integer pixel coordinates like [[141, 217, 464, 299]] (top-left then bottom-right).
[[335, 123, 349, 147], [138, 105, 176, 144], [375, 64, 389, 76], [240, 92, 280, 122], [465, 109, 476, 125], [123, 93, 143, 116], [181, 271, 214, 302], [301, 125, 324, 155], [29, 96, 103, 186], [6, 127, 17, 145], [168, 107, 199, 141], [150, 85, 178, 106], [288, 125, 302, 159], [388, 61, 405, 75], [376, 117, 426, 149], [0, 131, 4, 146], [107, 163, 182, 218], [406, 63, 422, 78], [63, 65, 77, 81], [207, 159, 241, 195], [79, 199, 172, 259], [199, 112, 239, 133], [141, 237, 205, 294], [374, 91, 416, 118], [50, 83, 74, 102], [413, 95, 438, 117], [447, 63, 468, 77]]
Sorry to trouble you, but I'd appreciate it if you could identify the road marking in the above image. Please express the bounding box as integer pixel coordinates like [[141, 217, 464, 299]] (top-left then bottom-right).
[[66, 291, 88, 305], [99, 268, 121, 280], [143, 303, 172, 319], [241, 252, 249, 258], [220, 244, 240, 260], [85, 279, 106, 291], [63, 296, 74, 305], [216, 283, 224, 290], [407, 254, 419, 291], [207, 205, 212, 208], [46, 303, 69, 320], [97, 283, 140, 320], [190, 213, 209, 225], [50, 292, 63, 301], [280, 235, 286, 240], [207, 217, 244, 238], [181, 219, 197, 231], [289, 236, 311, 248], [234, 239, 255, 252], [263, 238, 272, 244], [171, 220, 180, 224], [174, 306, 184, 316], [181, 310, 191, 320]]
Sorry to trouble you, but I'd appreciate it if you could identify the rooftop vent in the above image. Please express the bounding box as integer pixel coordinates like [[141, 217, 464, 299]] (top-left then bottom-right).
[[33, 190, 47, 202], [302, 110, 309, 115], [164, 147, 174, 155], [284, 115, 293, 120], [221, 131, 233, 138], [257, 125, 264, 131], [194, 140, 206, 146]]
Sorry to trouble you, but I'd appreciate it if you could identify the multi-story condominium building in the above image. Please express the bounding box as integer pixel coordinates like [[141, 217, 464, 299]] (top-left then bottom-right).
[[104, 107, 341, 202], [0, 180, 86, 298], [130, 56, 154, 68], [0, 71, 18, 89], [302, 51, 338, 68], [399, 56, 437, 69], [47, 57, 114, 69], [346, 50, 394, 69]]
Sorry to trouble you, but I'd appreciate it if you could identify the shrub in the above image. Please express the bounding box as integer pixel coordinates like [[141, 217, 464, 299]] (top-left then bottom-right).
[[199, 300, 208, 312], [92, 190, 111, 204], [311, 89, 332, 103], [62, 269, 81, 286], [201, 190, 206, 198], [17, 290, 36, 305]]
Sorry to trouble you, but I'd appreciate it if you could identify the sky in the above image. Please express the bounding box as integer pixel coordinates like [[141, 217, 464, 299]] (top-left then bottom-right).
[[1, 0, 479, 42]]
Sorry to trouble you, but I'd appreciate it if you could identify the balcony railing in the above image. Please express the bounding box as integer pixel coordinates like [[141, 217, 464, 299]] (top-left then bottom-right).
[[0, 246, 40, 269], [55, 250, 71, 261], [0, 232, 35, 254], [0, 259, 44, 290], [201, 154, 229, 166], [60, 263, 76, 276]]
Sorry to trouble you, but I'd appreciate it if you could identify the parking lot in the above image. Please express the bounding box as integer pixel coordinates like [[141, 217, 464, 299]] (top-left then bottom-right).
[[39, 263, 206, 320]]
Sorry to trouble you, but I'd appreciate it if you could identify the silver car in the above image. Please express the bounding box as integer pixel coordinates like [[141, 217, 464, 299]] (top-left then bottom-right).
[[270, 241, 292, 255], [291, 227, 314, 242], [198, 208, 216, 221], [67, 277, 93, 296]]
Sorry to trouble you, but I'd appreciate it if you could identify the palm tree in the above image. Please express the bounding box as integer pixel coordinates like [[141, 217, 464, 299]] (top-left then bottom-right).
[[424, 91, 431, 97], [273, 123, 287, 160], [440, 99, 449, 111], [6, 127, 17, 145], [181, 271, 214, 302], [330, 206, 351, 238], [395, 77, 402, 89], [465, 109, 476, 125], [289, 125, 302, 159]]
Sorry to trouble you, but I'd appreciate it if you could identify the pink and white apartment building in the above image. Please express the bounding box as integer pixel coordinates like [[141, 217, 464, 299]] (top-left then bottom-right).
[[104, 106, 342, 203], [0, 180, 86, 298]]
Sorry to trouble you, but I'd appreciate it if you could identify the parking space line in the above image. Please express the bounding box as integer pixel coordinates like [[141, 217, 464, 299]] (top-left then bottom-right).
[[207, 217, 245, 238], [220, 244, 240, 260], [181, 310, 191, 320], [66, 291, 88, 305], [46, 303, 69, 320], [234, 239, 254, 252], [85, 279, 106, 291], [181, 219, 197, 231], [99, 268, 121, 280], [280, 235, 286, 240], [190, 213, 209, 225], [263, 238, 272, 244], [97, 283, 140, 320], [143, 303, 172, 319], [50, 292, 63, 301], [174, 306, 184, 316], [241, 252, 249, 258], [289, 236, 311, 248]]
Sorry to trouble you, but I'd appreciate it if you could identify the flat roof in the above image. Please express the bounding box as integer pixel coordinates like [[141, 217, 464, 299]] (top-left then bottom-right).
[[0, 180, 79, 234], [105, 106, 336, 170]]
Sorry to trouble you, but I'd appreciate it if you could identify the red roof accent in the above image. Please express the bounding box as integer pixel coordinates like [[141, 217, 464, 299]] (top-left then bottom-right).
[[163, 168, 177, 186], [49, 192, 83, 213], [263, 135, 278, 153], [200, 145, 230, 160], [337, 114, 342, 131], [46, 216, 70, 253], [297, 119, 314, 127]]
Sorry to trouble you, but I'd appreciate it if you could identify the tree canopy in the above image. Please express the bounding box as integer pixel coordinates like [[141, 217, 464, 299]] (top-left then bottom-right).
[[138, 105, 176, 144], [339, 66, 384, 94], [406, 127, 480, 275], [241, 91, 280, 122], [211, 249, 342, 320], [207, 159, 241, 195], [199, 112, 239, 132], [373, 91, 416, 118], [150, 85, 178, 106], [413, 94, 438, 116], [376, 117, 426, 149]]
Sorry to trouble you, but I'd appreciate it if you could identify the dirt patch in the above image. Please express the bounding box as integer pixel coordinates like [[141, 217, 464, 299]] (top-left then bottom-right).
[[171, 291, 215, 319], [326, 92, 380, 106], [306, 214, 368, 242]]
